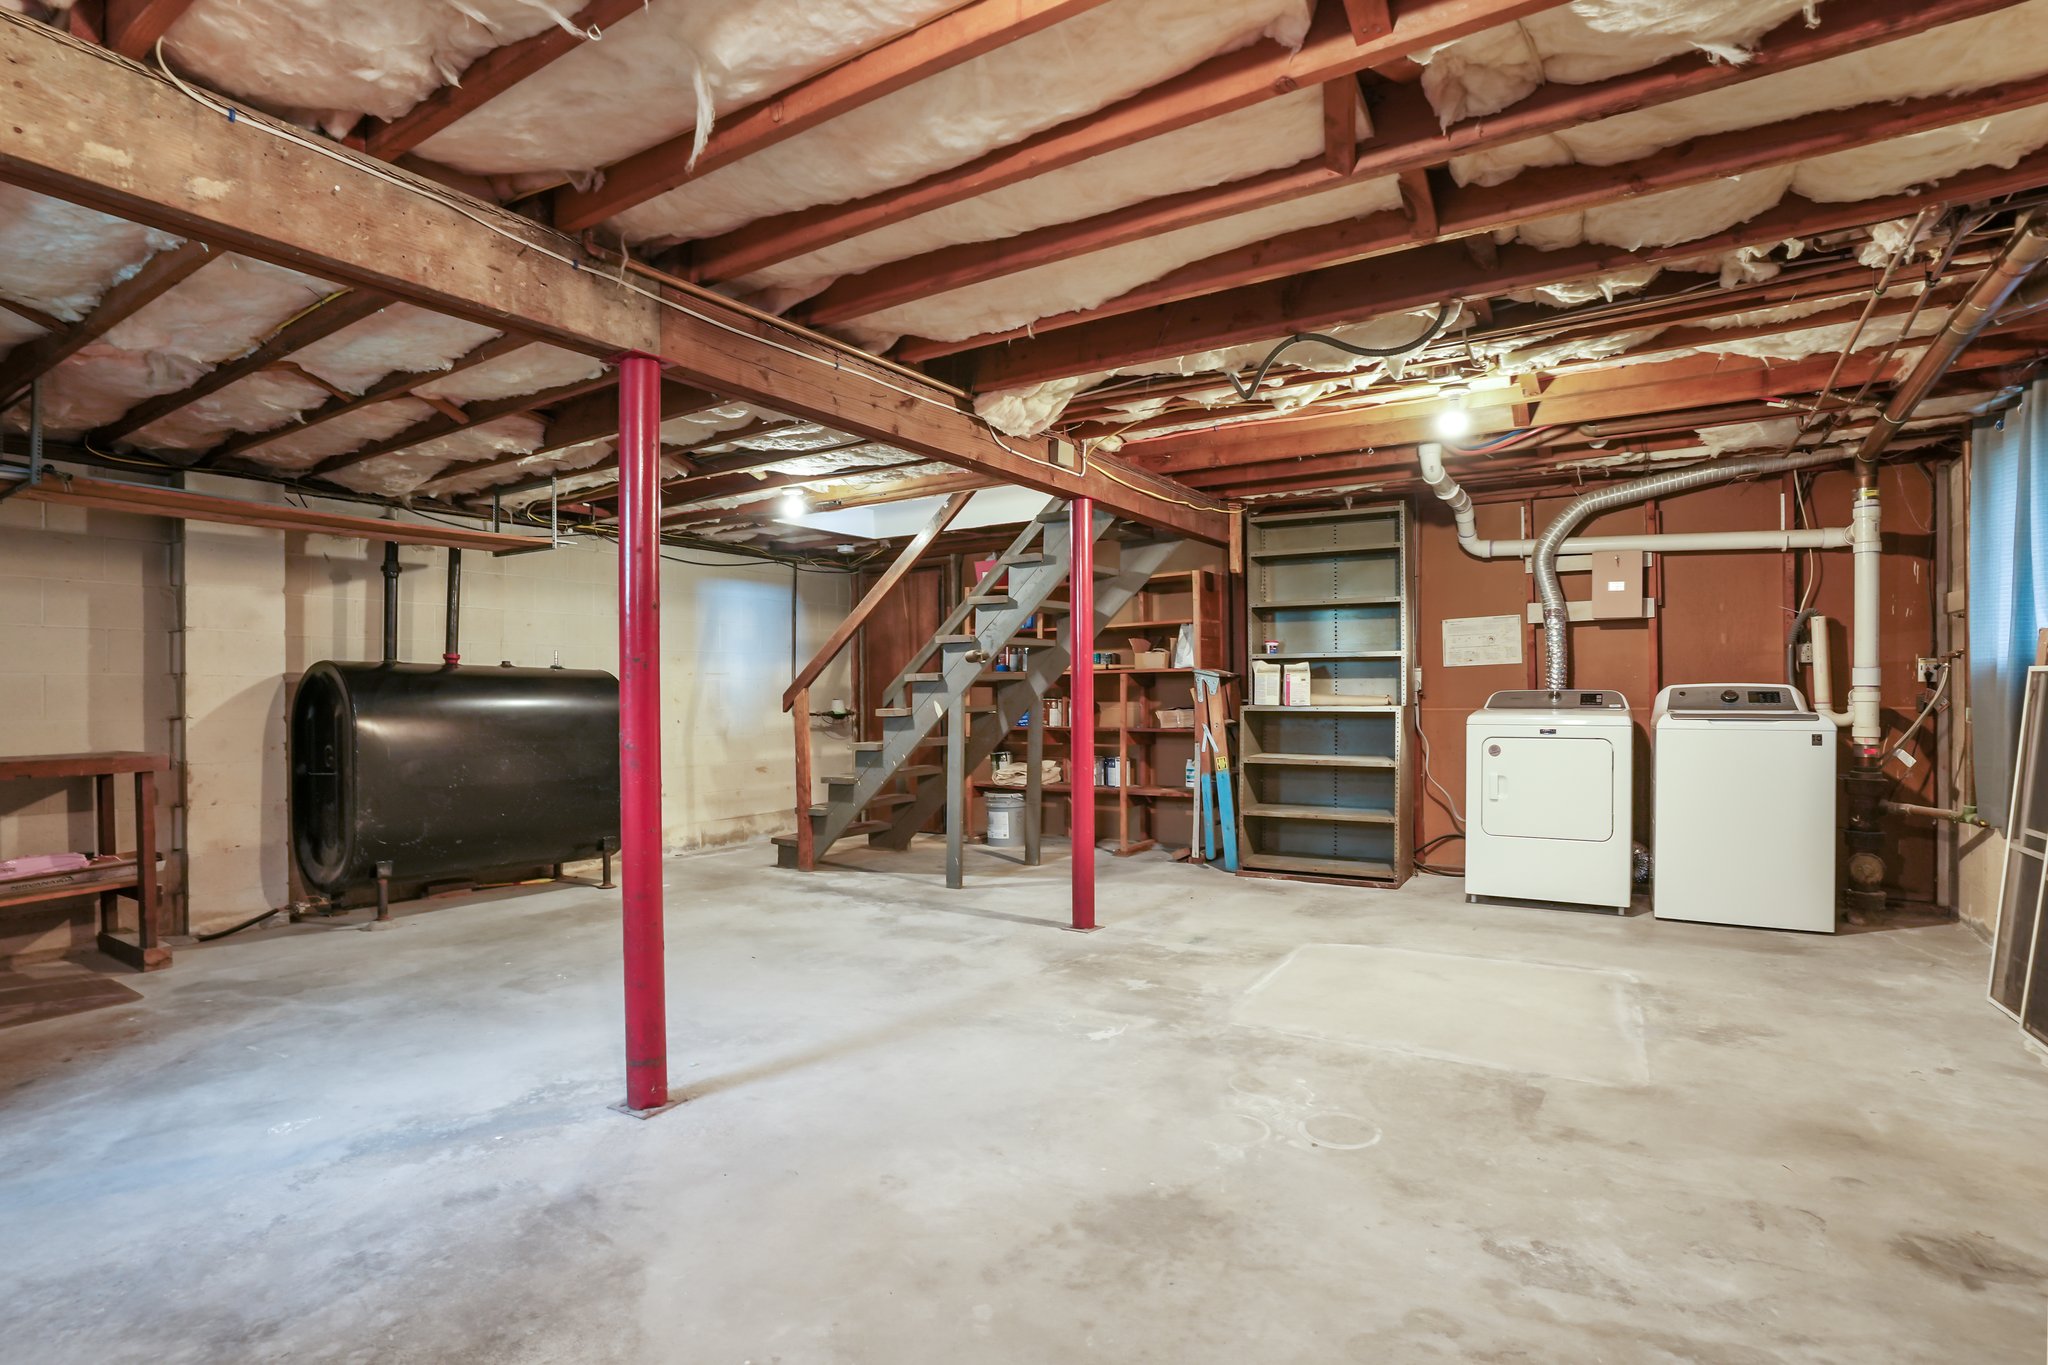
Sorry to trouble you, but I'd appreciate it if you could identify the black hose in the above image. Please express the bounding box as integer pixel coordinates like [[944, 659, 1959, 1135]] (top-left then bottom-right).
[[1221, 303, 1456, 402], [194, 906, 285, 942]]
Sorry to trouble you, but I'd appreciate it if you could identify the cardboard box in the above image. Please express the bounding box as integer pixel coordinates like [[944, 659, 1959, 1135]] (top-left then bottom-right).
[[1282, 662, 1313, 707], [1591, 549, 1644, 620], [1125, 636, 1168, 669], [1252, 661, 1281, 706], [1156, 707, 1196, 728], [1099, 701, 1145, 729]]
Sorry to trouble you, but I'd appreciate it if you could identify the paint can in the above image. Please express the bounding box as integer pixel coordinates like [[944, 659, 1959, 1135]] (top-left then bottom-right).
[[1263, 639, 1282, 655], [985, 791, 1026, 848]]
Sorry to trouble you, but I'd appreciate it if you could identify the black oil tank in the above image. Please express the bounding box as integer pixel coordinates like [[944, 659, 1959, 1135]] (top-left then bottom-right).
[[289, 661, 619, 894]]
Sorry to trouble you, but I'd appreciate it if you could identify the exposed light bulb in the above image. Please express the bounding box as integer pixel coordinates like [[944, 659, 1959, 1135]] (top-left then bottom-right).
[[1434, 405, 1474, 440], [778, 490, 808, 520]]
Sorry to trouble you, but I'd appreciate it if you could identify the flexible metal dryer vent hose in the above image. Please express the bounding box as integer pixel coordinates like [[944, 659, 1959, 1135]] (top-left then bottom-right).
[[1534, 448, 1849, 691]]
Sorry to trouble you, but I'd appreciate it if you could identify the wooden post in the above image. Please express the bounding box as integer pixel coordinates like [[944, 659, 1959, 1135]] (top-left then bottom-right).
[[792, 686, 815, 871], [94, 773, 117, 936], [133, 769, 159, 953], [1025, 695, 1044, 866], [946, 693, 965, 889]]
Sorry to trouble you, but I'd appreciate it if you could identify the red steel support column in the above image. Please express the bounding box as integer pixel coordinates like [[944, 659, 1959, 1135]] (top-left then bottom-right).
[[1069, 497, 1097, 931], [618, 351, 669, 1112]]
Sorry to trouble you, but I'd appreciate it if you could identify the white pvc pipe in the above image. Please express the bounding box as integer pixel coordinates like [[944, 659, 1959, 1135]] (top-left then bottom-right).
[[1849, 489, 1884, 753], [1809, 613, 1851, 728], [1418, 442, 1850, 560], [1469, 528, 1850, 557]]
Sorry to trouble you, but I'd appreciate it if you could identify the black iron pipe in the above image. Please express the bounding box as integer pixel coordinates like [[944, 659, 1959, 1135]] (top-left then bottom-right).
[[443, 547, 462, 665], [380, 541, 400, 665]]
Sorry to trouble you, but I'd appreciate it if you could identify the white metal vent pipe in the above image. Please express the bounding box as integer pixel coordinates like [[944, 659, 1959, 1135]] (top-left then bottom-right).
[[1418, 444, 1849, 558], [1525, 449, 1853, 691]]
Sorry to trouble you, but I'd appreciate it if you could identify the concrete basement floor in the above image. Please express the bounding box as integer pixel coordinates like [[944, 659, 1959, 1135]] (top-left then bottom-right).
[[4, 842, 2047, 1364]]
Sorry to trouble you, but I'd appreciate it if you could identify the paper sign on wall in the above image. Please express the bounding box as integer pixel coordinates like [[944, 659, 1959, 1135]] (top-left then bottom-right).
[[1443, 615, 1523, 668]]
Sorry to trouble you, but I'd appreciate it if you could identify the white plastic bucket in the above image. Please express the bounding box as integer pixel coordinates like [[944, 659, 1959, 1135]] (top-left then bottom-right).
[[985, 791, 1026, 848]]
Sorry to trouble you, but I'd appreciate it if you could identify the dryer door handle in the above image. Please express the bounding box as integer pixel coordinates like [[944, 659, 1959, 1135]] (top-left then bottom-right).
[[1491, 772, 1505, 802]]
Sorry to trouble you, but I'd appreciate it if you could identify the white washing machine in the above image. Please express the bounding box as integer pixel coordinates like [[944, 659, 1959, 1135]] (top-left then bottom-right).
[[1465, 690, 1635, 912], [1652, 684, 1837, 933]]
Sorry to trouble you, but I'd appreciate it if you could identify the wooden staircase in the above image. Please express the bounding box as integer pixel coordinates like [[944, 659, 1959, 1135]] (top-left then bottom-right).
[[776, 495, 1182, 879]]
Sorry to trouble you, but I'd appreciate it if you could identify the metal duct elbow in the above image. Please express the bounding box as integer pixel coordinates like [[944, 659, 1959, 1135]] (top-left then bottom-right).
[[1534, 448, 1851, 691], [1855, 212, 2048, 486], [1418, 442, 1480, 552]]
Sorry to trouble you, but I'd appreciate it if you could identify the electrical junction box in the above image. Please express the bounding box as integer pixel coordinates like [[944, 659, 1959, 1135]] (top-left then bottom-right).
[[1591, 550, 1644, 619]]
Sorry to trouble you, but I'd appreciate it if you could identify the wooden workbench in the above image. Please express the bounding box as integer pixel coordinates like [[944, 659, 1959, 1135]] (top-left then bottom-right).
[[0, 752, 169, 971]]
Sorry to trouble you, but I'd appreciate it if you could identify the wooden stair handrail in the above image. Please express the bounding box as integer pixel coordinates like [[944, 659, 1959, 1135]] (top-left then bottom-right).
[[781, 490, 973, 713]]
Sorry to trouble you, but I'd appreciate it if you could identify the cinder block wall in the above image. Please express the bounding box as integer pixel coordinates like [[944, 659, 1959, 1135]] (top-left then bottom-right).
[[0, 474, 853, 952], [0, 498, 180, 960]]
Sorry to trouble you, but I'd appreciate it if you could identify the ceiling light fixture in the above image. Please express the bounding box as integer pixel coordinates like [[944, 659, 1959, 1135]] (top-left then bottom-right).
[[1434, 383, 1473, 440], [778, 490, 808, 520]]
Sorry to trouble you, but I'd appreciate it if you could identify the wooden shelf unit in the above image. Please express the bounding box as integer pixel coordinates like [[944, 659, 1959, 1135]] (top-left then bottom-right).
[[1238, 504, 1414, 885], [972, 567, 1224, 857]]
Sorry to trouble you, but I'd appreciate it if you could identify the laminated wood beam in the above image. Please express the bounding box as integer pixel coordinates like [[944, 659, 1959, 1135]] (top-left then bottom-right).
[[367, 0, 648, 161], [685, 0, 1556, 282], [552, 0, 1117, 233], [94, 288, 391, 444], [0, 18, 1223, 539], [948, 133, 2048, 390], [203, 331, 530, 464], [104, 0, 194, 58], [0, 238, 213, 405], [809, 0, 2019, 344]]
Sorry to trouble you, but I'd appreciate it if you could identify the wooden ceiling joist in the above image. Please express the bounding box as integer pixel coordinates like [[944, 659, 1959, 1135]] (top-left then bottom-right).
[[801, 0, 2017, 341], [684, 0, 1557, 283], [105, 0, 195, 59], [552, 0, 1117, 233], [1338, 0, 1395, 43], [307, 369, 618, 478], [203, 331, 531, 465], [949, 136, 2048, 392], [93, 287, 391, 445], [1127, 340, 2037, 474], [0, 238, 213, 405], [0, 22, 1226, 538], [367, 0, 648, 161]]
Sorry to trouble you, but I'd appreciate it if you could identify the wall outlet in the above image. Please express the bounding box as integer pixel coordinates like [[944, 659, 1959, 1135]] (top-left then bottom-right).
[[1916, 656, 1942, 684], [1799, 641, 1814, 665]]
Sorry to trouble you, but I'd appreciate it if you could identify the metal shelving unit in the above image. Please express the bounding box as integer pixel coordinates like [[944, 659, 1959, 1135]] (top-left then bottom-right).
[[1237, 503, 1412, 884]]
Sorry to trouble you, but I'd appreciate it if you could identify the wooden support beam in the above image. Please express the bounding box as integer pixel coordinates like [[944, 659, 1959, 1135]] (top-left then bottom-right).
[[1130, 339, 2038, 473], [553, 0, 1116, 233], [1339, 0, 1395, 42], [803, 0, 2020, 338], [0, 239, 213, 405], [94, 288, 390, 444], [0, 20, 1225, 540], [2, 469, 546, 551], [950, 133, 2048, 390], [308, 370, 617, 478], [1322, 76, 1360, 176], [1397, 166, 1436, 240], [367, 0, 647, 161], [105, 0, 194, 58], [204, 331, 529, 464], [685, 0, 1555, 282], [524, 378, 723, 459], [659, 460, 914, 517]]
